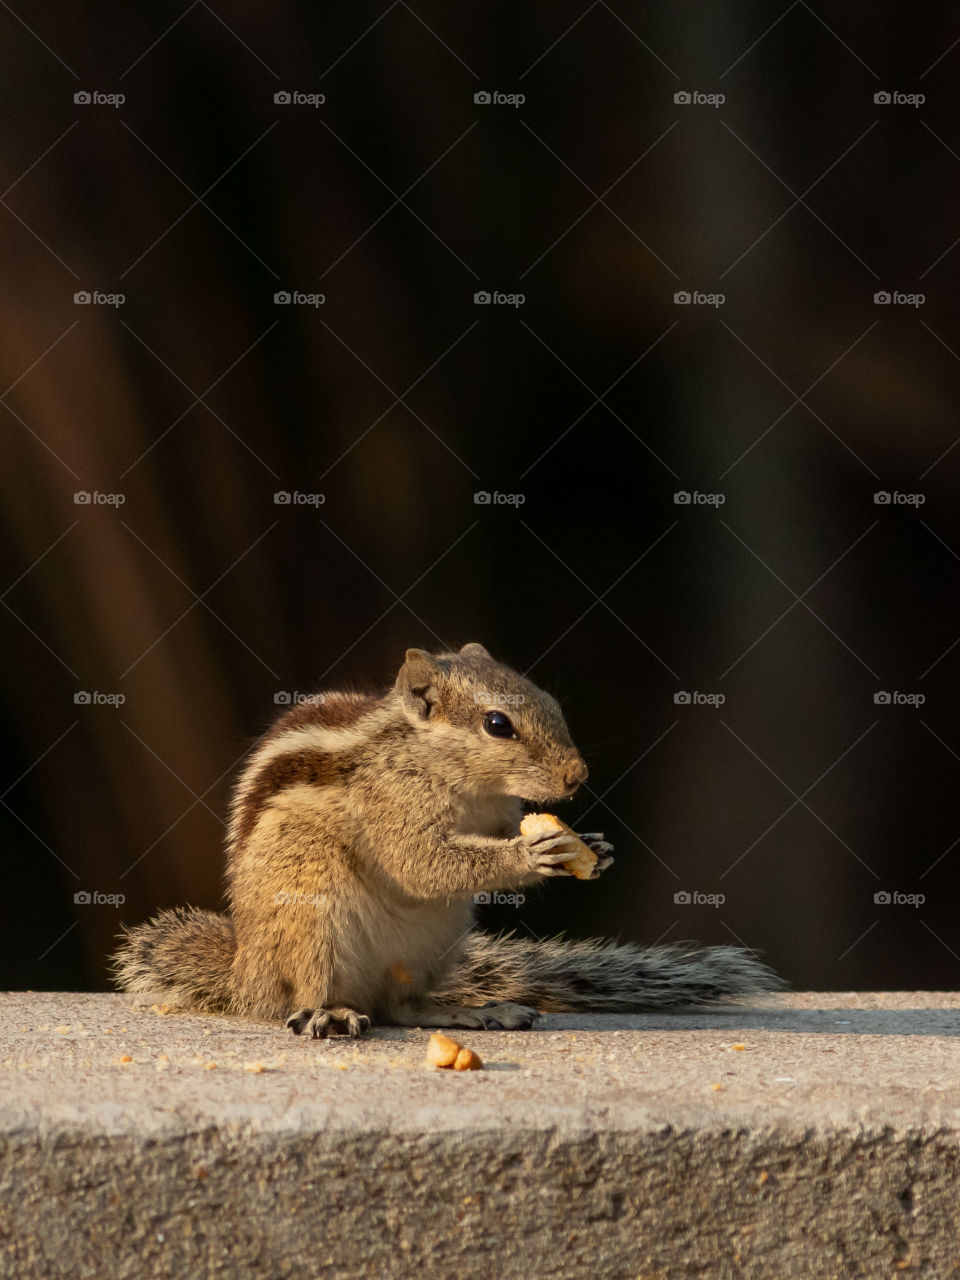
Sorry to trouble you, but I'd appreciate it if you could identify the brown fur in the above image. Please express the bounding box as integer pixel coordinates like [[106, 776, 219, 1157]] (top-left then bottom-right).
[[260, 691, 380, 743]]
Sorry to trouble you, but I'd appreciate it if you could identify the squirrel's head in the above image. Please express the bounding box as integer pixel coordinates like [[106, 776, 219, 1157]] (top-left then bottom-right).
[[393, 642, 588, 803]]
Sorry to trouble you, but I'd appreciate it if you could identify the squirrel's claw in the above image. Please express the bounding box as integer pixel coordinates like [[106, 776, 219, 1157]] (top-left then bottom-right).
[[343, 1011, 372, 1038], [286, 1007, 315, 1036], [579, 835, 614, 856], [285, 1006, 371, 1039], [578, 832, 613, 850], [588, 852, 615, 879]]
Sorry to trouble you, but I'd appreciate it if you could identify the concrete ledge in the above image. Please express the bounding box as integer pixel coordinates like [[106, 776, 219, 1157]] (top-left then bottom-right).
[[3, 992, 960, 1277]]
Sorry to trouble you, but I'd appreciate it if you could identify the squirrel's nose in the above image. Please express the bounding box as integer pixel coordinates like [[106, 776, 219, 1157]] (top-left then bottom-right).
[[562, 757, 589, 792]]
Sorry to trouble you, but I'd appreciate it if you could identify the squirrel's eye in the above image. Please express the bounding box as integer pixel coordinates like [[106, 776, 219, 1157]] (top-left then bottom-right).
[[482, 710, 515, 739]]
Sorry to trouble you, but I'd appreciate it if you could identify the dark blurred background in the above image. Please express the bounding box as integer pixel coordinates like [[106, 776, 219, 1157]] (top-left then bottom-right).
[[3, 3, 959, 994]]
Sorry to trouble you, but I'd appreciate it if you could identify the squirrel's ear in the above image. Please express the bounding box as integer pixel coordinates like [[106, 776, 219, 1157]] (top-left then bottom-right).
[[459, 642, 491, 660], [396, 649, 443, 720]]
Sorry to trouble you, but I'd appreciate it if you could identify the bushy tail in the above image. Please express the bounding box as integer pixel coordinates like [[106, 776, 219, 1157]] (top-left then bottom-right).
[[111, 906, 235, 1011], [434, 932, 783, 1011]]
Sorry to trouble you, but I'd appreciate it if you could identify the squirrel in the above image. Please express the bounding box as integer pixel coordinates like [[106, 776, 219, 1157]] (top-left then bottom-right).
[[112, 643, 780, 1036]]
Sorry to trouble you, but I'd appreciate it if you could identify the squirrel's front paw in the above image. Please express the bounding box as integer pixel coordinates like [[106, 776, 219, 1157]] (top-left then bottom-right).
[[286, 1006, 372, 1039], [521, 831, 577, 877], [520, 830, 615, 879]]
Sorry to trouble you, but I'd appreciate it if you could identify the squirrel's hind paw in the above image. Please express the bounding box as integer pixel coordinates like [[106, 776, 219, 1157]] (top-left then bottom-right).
[[455, 1001, 539, 1030], [285, 1007, 372, 1039]]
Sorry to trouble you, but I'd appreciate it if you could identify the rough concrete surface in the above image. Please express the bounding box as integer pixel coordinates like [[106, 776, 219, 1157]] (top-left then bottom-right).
[[2, 991, 960, 1278]]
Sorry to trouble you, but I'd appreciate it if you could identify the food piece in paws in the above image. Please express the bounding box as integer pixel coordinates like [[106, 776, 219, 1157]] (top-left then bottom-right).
[[520, 812, 598, 880]]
